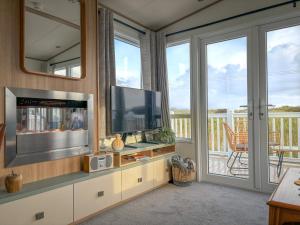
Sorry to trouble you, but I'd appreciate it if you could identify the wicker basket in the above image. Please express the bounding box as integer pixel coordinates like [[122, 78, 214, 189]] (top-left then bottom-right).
[[172, 165, 196, 186]]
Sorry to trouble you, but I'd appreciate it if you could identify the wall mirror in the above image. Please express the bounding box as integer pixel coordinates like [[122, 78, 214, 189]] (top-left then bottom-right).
[[21, 0, 85, 79]]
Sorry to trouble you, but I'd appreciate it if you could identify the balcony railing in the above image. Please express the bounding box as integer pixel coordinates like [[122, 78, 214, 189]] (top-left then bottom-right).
[[170, 112, 300, 158], [170, 114, 192, 140]]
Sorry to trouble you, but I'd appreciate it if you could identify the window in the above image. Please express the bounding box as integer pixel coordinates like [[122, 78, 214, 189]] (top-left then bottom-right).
[[52, 63, 81, 77], [70, 64, 81, 78], [166, 42, 191, 140], [54, 67, 67, 76], [114, 38, 142, 89]]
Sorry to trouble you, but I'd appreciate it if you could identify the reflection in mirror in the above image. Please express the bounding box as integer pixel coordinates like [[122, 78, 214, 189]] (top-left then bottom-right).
[[23, 0, 82, 78]]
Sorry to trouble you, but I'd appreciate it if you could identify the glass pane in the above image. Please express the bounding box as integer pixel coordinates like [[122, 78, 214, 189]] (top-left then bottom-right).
[[166, 43, 191, 140], [266, 25, 300, 183], [16, 98, 88, 134], [114, 39, 141, 89], [207, 37, 249, 179], [54, 67, 66, 76], [71, 65, 81, 78]]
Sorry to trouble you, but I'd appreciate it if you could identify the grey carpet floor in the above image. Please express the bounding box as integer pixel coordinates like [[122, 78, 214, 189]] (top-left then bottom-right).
[[80, 182, 269, 225]]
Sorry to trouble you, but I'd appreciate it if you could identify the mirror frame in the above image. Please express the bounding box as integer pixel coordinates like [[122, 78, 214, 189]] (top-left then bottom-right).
[[20, 0, 86, 80]]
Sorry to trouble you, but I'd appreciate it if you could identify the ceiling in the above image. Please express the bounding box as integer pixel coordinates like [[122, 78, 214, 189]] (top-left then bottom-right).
[[100, 0, 222, 30]]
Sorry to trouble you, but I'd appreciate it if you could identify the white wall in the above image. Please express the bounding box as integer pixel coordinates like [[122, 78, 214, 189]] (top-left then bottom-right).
[[175, 142, 195, 159], [25, 58, 47, 72]]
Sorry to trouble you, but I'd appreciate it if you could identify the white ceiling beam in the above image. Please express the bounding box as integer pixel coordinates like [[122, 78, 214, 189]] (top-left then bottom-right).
[[26, 6, 80, 30]]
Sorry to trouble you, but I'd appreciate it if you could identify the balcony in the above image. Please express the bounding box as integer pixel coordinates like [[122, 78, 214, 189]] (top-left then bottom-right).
[[170, 111, 300, 183]]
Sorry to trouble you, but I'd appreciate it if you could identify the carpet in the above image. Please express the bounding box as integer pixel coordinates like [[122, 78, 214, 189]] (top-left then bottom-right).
[[80, 182, 269, 225]]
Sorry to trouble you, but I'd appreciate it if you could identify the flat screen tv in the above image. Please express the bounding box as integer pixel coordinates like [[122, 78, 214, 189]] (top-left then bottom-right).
[[111, 86, 162, 133]]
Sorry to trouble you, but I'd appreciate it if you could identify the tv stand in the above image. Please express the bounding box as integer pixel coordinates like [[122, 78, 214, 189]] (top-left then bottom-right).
[[124, 144, 139, 149], [141, 141, 159, 145], [111, 143, 176, 167], [122, 132, 159, 146], [121, 133, 133, 144]]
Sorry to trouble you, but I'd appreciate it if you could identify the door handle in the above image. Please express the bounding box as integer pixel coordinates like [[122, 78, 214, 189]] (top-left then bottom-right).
[[259, 100, 275, 120], [239, 104, 254, 120]]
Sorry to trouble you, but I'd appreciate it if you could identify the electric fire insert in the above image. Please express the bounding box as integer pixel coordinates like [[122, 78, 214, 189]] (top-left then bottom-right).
[[5, 87, 93, 167]]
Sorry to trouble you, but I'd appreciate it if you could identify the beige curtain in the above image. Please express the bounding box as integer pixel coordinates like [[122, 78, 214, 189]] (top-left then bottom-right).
[[140, 30, 170, 128], [156, 31, 171, 128], [98, 8, 116, 137], [140, 31, 157, 91]]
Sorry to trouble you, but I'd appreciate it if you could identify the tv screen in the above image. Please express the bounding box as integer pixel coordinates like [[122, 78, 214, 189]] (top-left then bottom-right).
[[111, 86, 162, 133]]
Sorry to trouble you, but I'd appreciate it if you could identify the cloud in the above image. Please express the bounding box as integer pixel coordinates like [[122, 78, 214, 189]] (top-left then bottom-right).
[[267, 25, 300, 51], [207, 64, 247, 110], [169, 68, 191, 110], [267, 43, 300, 107]]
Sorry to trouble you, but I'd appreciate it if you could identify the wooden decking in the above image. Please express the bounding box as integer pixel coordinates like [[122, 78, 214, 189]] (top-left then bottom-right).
[[208, 154, 300, 183]]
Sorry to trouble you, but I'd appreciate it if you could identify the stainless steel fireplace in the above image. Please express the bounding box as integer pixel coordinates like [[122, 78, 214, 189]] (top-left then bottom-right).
[[5, 87, 93, 167]]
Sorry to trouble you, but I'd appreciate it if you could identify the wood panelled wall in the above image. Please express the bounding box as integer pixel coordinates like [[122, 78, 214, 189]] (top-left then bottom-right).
[[0, 0, 98, 186]]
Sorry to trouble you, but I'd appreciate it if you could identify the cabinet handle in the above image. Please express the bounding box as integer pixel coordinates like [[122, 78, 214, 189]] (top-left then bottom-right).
[[35, 212, 44, 220], [138, 177, 143, 183], [98, 191, 104, 197], [165, 168, 169, 172]]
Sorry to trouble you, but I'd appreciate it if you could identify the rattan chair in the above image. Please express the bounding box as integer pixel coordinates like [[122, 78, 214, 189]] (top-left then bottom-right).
[[223, 122, 248, 176]]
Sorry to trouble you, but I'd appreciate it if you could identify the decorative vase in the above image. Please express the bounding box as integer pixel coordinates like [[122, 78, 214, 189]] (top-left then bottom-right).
[[111, 134, 124, 151], [5, 171, 23, 193]]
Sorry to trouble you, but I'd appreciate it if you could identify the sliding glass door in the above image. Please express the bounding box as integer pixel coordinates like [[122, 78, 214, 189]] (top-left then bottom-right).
[[260, 18, 300, 192], [200, 30, 255, 188]]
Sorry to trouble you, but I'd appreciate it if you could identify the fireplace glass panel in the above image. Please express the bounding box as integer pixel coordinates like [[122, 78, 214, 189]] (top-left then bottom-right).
[[16, 98, 88, 134]]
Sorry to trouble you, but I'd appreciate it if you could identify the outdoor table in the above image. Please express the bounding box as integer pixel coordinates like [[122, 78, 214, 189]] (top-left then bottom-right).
[[269, 145, 300, 177]]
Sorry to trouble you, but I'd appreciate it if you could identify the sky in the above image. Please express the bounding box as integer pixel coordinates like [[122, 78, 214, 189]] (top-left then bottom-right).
[[115, 25, 300, 111], [114, 39, 141, 89], [207, 37, 248, 110], [166, 43, 190, 110]]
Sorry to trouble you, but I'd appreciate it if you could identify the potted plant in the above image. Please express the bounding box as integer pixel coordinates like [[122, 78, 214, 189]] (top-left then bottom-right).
[[155, 127, 175, 144]]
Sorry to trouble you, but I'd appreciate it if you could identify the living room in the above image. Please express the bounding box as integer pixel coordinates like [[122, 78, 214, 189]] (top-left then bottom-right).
[[0, 0, 300, 225]]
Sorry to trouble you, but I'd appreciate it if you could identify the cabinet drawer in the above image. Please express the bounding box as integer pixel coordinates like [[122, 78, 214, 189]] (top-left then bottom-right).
[[74, 171, 121, 221], [153, 158, 171, 187], [0, 185, 73, 225], [122, 162, 154, 200]]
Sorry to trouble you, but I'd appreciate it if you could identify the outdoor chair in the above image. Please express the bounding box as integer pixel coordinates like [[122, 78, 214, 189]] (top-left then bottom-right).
[[223, 122, 248, 176]]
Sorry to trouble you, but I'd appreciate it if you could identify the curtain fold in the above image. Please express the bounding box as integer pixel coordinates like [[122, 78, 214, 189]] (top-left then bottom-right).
[[156, 31, 171, 129], [140, 31, 157, 91], [150, 31, 158, 91], [98, 8, 116, 137], [140, 30, 170, 128], [140, 32, 151, 90]]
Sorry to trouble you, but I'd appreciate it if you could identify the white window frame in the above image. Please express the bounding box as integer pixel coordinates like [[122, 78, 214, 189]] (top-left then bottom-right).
[[166, 40, 193, 143]]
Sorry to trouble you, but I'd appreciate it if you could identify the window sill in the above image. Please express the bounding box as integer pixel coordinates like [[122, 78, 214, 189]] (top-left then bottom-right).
[[175, 138, 194, 144]]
